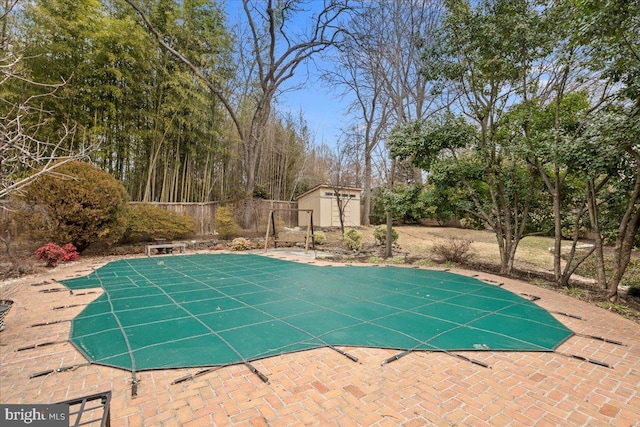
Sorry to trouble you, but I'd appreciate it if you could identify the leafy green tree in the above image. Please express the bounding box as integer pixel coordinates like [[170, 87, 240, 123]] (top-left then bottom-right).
[[137, 0, 233, 203], [414, 0, 558, 274], [503, 91, 596, 286], [22, 0, 105, 144], [386, 113, 472, 225], [389, 113, 474, 172], [0, 0, 97, 201], [20, 0, 233, 203], [214, 206, 240, 240], [565, 107, 640, 301], [572, 0, 640, 300], [389, 110, 544, 275]]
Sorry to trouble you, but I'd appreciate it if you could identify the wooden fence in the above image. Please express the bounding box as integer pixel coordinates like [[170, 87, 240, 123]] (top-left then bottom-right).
[[131, 200, 298, 236], [1, 199, 298, 240]]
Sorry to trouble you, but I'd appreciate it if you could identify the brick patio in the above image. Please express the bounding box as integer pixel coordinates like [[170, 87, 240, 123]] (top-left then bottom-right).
[[1, 252, 638, 426]]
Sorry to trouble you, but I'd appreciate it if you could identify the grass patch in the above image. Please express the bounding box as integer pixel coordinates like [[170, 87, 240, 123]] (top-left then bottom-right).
[[563, 287, 591, 301], [366, 256, 405, 265], [413, 259, 434, 267], [530, 280, 554, 289], [596, 301, 639, 317]]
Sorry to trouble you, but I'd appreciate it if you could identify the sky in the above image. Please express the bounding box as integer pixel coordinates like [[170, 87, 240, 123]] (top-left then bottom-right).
[[276, 63, 350, 146], [224, 0, 351, 147]]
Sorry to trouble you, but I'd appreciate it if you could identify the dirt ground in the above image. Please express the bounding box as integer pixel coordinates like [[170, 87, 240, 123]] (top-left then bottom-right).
[[314, 225, 579, 275]]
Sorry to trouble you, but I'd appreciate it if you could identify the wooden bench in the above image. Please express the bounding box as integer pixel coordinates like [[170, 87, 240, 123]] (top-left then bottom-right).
[[145, 242, 186, 256]]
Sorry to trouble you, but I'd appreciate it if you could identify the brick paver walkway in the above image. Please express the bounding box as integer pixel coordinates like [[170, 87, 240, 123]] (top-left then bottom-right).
[[1, 252, 638, 426]]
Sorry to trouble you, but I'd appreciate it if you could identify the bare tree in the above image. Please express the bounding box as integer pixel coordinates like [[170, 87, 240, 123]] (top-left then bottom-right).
[[324, 0, 443, 226], [325, 141, 359, 235], [363, 0, 443, 183], [0, 0, 97, 253], [0, 0, 94, 201], [325, 28, 390, 226], [124, 0, 349, 196]]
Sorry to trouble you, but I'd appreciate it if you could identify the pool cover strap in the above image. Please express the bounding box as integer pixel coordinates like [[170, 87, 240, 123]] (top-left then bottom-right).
[[124, 261, 270, 385], [100, 273, 139, 397], [153, 259, 361, 365], [31, 362, 92, 378], [555, 351, 613, 368]]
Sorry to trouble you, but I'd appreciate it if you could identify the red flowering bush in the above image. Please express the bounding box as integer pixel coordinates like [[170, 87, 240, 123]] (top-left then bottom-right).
[[34, 243, 80, 267], [61, 243, 80, 261]]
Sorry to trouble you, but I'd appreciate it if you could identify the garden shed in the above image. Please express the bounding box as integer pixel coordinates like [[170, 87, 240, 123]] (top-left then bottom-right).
[[297, 184, 362, 228]]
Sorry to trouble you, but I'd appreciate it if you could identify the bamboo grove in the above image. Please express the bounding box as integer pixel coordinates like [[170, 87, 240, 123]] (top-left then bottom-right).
[[2, 0, 333, 202]]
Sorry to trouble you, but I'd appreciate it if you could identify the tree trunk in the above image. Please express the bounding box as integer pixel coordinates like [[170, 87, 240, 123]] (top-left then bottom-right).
[[386, 157, 396, 258], [606, 149, 640, 301], [586, 179, 608, 289], [363, 155, 372, 227]]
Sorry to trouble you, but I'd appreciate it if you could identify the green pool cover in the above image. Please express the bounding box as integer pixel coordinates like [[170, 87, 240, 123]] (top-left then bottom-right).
[[61, 254, 572, 371]]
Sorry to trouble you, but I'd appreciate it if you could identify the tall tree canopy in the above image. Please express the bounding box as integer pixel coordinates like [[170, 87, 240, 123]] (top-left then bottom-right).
[[7, 0, 327, 203], [125, 0, 349, 196], [413, 0, 557, 274]]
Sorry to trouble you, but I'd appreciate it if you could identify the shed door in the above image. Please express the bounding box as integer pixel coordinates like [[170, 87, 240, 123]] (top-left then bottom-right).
[[331, 200, 352, 226]]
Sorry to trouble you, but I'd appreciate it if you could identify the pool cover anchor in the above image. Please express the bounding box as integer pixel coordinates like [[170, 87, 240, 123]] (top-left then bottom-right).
[[519, 293, 541, 301], [72, 291, 98, 296], [30, 281, 51, 287], [17, 339, 68, 351], [131, 379, 138, 398], [30, 319, 71, 327], [381, 348, 490, 369], [449, 352, 491, 368], [328, 345, 359, 363], [172, 366, 227, 385], [246, 362, 270, 383], [30, 362, 92, 378], [172, 358, 279, 385], [574, 333, 625, 346], [53, 303, 88, 310], [39, 288, 70, 294], [550, 311, 584, 320], [555, 351, 613, 369]]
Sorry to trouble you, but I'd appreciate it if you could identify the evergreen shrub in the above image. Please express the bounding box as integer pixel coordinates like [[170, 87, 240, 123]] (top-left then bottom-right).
[[215, 206, 240, 239], [122, 204, 195, 243], [313, 231, 327, 245], [20, 161, 129, 252], [372, 225, 399, 246], [343, 228, 362, 251]]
